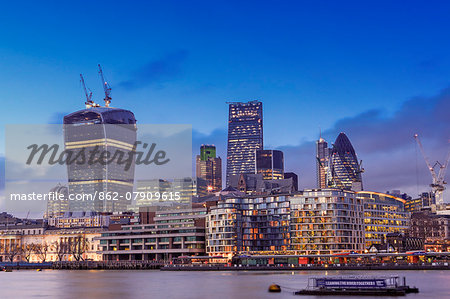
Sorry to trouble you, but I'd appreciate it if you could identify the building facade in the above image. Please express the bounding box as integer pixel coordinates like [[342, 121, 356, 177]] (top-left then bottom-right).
[[316, 137, 329, 188], [196, 145, 222, 196], [327, 133, 363, 191], [134, 178, 197, 210], [357, 191, 410, 248], [64, 107, 137, 213], [229, 173, 294, 195], [200, 144, 216, 161], [205, 204, 238, 259], [290, 189, 365, 254], [47, 212, 110, 229], [0, 221, 102, 262], [405, 192, 436, 212], [226, 100, 263, 186], [45, 184, 69, 218], [256, 149, 284, 180], [97, 208, 207, 261], [384, 233, 424, 253], [284, 172, 299, 191], [409, 210, 450, 252], [206, 194, 290, 259]]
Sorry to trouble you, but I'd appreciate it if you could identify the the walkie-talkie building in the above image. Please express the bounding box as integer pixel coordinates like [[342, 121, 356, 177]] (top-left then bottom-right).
[[226, 101, 263, 186], [64, 107, 137, 213]]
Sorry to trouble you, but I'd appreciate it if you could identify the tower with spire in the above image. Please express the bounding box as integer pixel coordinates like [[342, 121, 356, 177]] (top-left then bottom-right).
[[316, 129, 329, 188]]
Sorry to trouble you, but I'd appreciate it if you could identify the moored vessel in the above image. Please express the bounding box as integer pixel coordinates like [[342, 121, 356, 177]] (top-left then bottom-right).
[[294, 275, 418, 296]]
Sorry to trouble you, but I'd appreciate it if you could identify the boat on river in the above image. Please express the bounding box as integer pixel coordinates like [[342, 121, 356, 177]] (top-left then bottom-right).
[[294, 275, 418, 296]]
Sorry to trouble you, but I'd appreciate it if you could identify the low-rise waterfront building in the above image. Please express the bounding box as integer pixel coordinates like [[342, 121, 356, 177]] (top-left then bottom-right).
[[0, 219, 45, 262], [206, 204, 238, 259], [0, 219, 102, 262], [206, 194, 290, 259], [384, 232, 424, 253], [97, 208, 207, 261], [289, 189, 365, 254], [409, 210, 450, 252], [357, 191, 410, 248], [22, 228, 103, 262]]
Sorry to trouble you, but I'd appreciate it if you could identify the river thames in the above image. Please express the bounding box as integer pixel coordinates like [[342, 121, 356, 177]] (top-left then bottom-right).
[[1, 270, 448, 298]]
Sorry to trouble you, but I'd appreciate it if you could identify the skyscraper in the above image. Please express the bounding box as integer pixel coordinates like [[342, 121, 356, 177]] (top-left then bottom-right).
[[327, 132, 363, 191], [316, 136, 329, 188], [226, 100, 263, 186], [256, 149, 284, 180], [196, 145, 222, 196], [64, 107, 137, 213]]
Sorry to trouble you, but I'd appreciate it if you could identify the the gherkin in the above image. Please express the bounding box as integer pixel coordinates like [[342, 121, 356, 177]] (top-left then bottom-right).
[[327, 132, 363, 191]]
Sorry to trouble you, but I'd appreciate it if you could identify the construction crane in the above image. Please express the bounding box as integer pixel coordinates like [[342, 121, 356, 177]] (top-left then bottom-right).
[[414, 134, 450, 206], [80, 74, 94, 108], [98, 64, 111, 107]]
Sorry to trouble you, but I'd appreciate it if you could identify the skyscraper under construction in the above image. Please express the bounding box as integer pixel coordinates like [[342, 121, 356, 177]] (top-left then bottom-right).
[[64, 107, 137, 213], [64, 67, 137, 213]]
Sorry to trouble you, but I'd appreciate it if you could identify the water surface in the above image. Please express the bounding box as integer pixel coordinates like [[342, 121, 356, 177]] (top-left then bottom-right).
[[1, 269, 448, 298]]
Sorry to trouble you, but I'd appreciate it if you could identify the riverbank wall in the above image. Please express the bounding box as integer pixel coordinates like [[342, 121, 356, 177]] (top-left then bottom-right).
[[2, 262, 449, 271], [161, 263, 450, 271]]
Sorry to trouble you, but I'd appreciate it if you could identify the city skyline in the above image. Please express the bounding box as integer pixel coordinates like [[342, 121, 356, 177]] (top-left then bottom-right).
[[1, 89, 449, 210], [1, 2, 450, 297], [0, 1, 450, 204]]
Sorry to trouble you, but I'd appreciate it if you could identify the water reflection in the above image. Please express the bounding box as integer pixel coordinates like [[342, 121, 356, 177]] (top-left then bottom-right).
[[0, 270, 447, 299]]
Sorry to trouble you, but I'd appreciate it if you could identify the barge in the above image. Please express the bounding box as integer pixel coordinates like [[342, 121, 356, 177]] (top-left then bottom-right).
[[294, 275, 418, 296]]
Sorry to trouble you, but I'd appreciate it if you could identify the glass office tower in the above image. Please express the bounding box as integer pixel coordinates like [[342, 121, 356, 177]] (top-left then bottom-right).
[[316, 137, 329, 188], [63, 107, 137, 213], [327, 132, 363, 191], [226, 100, 263, 186], [256, 149, 284, 180]]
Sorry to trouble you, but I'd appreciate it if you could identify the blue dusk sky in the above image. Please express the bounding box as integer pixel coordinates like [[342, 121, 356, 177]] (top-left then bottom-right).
[[0, 1, 449, 204]]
